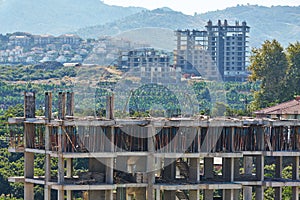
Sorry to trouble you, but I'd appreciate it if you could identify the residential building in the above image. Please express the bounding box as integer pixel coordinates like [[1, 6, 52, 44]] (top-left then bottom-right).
[[175, 20, 250, 81], [254, 96, 300, 119]]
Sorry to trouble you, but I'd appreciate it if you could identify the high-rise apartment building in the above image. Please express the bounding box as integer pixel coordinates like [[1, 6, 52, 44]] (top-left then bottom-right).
[[175, 20, 250, 81]]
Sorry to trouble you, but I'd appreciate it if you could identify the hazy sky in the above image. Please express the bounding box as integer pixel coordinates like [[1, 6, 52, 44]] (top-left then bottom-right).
[[103, 0, 300, 15]]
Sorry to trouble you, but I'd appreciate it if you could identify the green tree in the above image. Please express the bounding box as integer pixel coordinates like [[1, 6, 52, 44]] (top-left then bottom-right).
[[286, 42, 300, 96], [248, 40, 290, 110]]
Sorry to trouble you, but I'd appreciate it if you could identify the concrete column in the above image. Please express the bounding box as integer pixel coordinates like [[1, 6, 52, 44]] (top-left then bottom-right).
[[116, 156, 128, 199], [66, 158, 73, 200], [275, 156, 282, 200], [44, 186, 51, 200], [243, 156, 253, 200], [189, 158, 200, 200], [224, 189, 239, 200], [66, 157, 72, 200], [156, 189, 160, 200], [147, 126, 155, 200], [89, 158, 106, 200], [44, 125, 51, 200], [57, 155, 65, 200], [164, 190, 176, 200], [255, 186, 264, 200], [204, 157, 214, 180], [190, 190, 199, 200], [234, 158, 240, 179], [223, 158, 234, 181], [292, 156, 299, 200], [163, 158, 176, 180], [135, 188, 146, 199], [24, 152, 34, 200], [116, 188, 126, 200], [292, 187, 299, 200], [255, 155, 264, 181], [66, 158, 73, 177], [204, 189, 214, 200], [189, 158, 200, 182], [24, 183, 34, 200]]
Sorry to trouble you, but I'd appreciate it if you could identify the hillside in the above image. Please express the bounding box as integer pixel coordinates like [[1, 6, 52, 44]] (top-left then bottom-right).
[[0, 0, 144, 35], [76, 5, 300, 48]]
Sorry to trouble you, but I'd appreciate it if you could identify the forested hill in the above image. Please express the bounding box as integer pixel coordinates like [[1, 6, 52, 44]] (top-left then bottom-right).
[[0, 1, 299, 48], [0, 0, 144, 35], [75, 5, 300, 49]]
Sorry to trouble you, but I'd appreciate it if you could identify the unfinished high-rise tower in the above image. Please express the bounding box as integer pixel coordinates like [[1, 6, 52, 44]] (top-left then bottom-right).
[[175, 20, 250, 81]]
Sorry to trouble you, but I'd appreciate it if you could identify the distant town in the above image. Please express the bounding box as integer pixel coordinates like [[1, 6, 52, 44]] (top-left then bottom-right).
[[0, 20, 250, 82]]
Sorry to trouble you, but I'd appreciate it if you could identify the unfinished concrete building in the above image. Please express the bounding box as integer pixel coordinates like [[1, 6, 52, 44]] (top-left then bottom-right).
[[8, 92, 300, 200], [175, 20, 250, 81]]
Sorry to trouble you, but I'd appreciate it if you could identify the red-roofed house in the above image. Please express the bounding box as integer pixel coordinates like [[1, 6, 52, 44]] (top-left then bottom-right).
[[254, 97, 300, 119]]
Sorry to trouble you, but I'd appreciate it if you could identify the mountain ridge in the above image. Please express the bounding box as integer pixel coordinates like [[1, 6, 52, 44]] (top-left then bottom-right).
[[75, 5, 300, 48]]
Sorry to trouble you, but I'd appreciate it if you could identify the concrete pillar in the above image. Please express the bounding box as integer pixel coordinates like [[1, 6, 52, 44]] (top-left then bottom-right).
[[164, 190, 176, 200], [116, 188, 126, 200], [255, 155, 264, 181], [204, 157, 214, 180], [44, 126, 51, 200], [292, 187, 299, 200], [116, 156, 128, 199], [89, 158, 106, 200], [255, 186, 264, 200], [275, 156, 282, 200], [224, 189, 239, 200], [44, 186, 51, 200], [189, 158, 200, 182], [292, 156, 299, 200], [24, 183, 34, 200], [189, 158, 200, 200], [147, 126, 155, 200], [243, 156, 253, 200], [58, 92, 66, 120], [156, 189, 161, 200], [234, 158, 240, 179], [203, 189, 214, 200], [66, 159, 73, 200], [66, 157, 72, 199], [163, 158, 176, 180], [24, 152, 34, 200], [223, 158, 234, 181], [66, 158, 73, 177], [135, 188, 146, 199], [190, 190, 199, 200], [57, 155, 65, 200]]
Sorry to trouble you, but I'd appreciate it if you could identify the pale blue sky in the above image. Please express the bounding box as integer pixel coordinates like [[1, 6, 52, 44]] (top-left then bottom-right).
[[103, 0, 300, 15]]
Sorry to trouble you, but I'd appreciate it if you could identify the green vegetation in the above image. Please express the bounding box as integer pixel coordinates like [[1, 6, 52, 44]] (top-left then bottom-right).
[[248, 40, 300, 111]]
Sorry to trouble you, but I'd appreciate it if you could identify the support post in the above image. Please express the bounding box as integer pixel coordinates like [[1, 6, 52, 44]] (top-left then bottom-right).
[[204, 190, 214, 200], [147, 126, 155, 200], [255, 186, 263, 200], [243, 156, 253, 200], [24, 93, 35, 200], [58, 92, 66, 120], [204, 157, 214, 180], [292, 156, 299, 200], [275, 156, 282, 200]]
